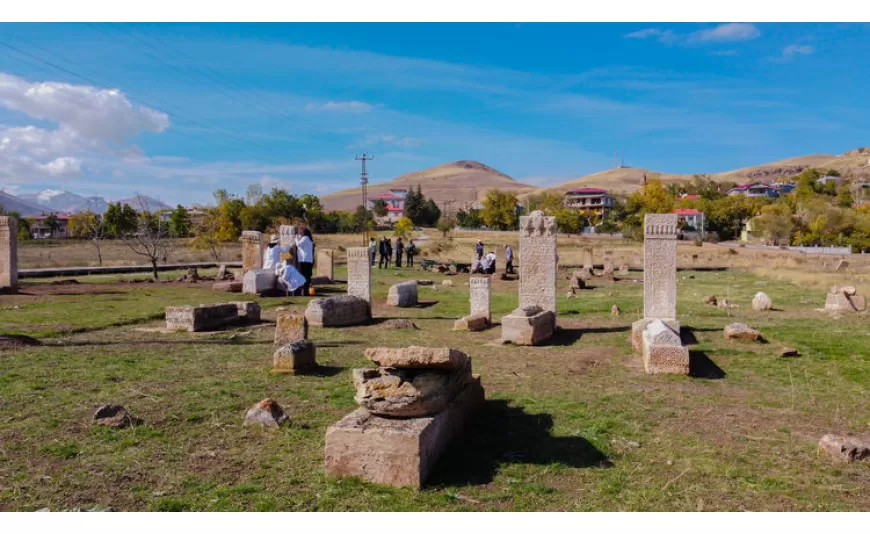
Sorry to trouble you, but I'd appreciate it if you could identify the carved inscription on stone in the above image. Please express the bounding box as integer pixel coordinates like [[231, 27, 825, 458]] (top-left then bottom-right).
[[643, 214, 678, 320], [469, 276, 491, 322], [346, 247, 372, 305], [240, 231, 264, 273], [519, 210, 557, 316]]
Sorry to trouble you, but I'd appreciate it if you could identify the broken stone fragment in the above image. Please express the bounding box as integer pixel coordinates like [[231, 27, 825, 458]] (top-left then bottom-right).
[[381, 319, 418, 330], [704, 295, 718, 306], [272, 340, 317, 374], [364, 346, 469, 370], [724, 323, 761, 341], [453, 313, 489, 332], [352, 362, 471, 417], [611, 304, 620, 318], [819, 434, 870, 462], [780, 347, 800, 357], [92, 404, 140, 428], [752, 292, 773, 311], [243, 398, 290, 428]]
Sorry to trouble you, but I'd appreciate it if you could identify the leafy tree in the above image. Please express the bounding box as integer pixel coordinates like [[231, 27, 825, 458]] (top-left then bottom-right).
[[554, 208, 585, 234], [117, 194, 178, 279], [191, 207, 226, 261], [372, 199, 388, 217], [420, 199, 441, 226], [394, 216, 414, 238], [436, 215, 456, 238], [481, 190, 519, 230], [640, 179, 675, 214], [69, 210, 107, 265], [168, 205, 191, 238], [351, 205, 374, 233], [527, 192, 564, 214], [104, 202, 137, 238], [402, 185, 425, 224], [752, 204, 795, 246], [836, 185, 854, 208], [44, 214, 60, 237], [456, 208, 483, 228]]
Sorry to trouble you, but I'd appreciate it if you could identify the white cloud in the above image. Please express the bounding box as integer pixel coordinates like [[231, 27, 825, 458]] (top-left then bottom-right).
[[305, 100, 373, 113], [689, 23, 760, 43], [348, 133, 423, 149], [783, 44, 815, 58], [624, 28, 678, 44]]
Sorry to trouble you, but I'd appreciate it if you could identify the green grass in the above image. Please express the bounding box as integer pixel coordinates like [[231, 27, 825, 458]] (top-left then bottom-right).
[[0, 264, 868, 511]]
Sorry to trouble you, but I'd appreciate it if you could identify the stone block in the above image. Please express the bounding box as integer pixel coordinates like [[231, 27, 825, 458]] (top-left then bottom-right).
[[724, 323, 761, 341], [825, 292, 865, 312], [819, 434, 870, 462], [165, 303, 240, 332], [469, 276, 491, 322], [324, 378, 485, 489], [279, 225, 297, 249], [317, 249, 335, 282], [275, 310, 308, 345], [641, 320, 689, 375], [752, 292, 773, 311], [352, 362, 471, 417], [244, 398, 290, 428], [631, 318, 680, 353], [453, 313, 489, 332], [501, 306, 556, 346], [242, 268, 276, 295], [305, 295, 370, 327], [212, 281, 242, 293], [387, 281, 418, 307], [240, 231, 264, 274], [519, 210, 558, 318], [0, 216, 18, 294], [642, 214, 678, 322], [347, 247, 372, 306], [234, 301, 261, 323], [273, 340, 317, 374], [364, 346, 469, 370]]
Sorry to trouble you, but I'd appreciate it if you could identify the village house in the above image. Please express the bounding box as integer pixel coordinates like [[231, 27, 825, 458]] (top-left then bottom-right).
[[563, 188, 615, 215], [368, 188, 407, 223], [726, 183, 780, 198]]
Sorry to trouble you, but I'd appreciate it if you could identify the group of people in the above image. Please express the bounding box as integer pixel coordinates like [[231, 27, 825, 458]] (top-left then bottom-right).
[[262, 228, 315, 296], [472, 240, 514, 275], [370, 236, 416, 269]]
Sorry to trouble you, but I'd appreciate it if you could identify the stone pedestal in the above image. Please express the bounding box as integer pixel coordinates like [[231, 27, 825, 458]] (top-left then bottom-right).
[[273, 340, 317, 374], [324, 378, 484, 489], [240, 231, 264, 274], [305, 295, 370, 327], [640, 320, 689, 375], [387, 281, 418, 307], [453, 313, 489, 332], [501, 306, 556, 346], [0, 216, 18, 294], [243, 269, 276, 295], [317, 249, 335, 283]]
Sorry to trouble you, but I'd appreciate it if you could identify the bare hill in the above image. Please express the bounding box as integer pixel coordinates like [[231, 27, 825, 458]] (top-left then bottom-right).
[[0, 190, 51, 217], [320, 160, 536, 212]]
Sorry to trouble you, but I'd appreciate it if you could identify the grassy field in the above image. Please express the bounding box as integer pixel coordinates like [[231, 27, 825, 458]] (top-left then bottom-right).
[[1, 247, 869, 512]]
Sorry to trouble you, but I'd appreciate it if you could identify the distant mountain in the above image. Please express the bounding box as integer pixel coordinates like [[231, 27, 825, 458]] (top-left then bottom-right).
[[116, 196, 172, 212], [0, 190, 50, 216], [20, 189, 108, 213], [320, 160, 537, 211]]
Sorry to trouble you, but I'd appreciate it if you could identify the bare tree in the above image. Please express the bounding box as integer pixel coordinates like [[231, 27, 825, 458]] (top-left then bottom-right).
[[69, 210, 107, 266], [119, 194, 178, 279]]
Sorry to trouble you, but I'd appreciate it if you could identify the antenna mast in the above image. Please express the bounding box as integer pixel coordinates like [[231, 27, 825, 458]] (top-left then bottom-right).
[[355, 153, 374, 245]]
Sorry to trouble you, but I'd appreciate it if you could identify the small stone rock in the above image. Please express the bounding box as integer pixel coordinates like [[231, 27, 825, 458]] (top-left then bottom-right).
[[780, 347, 800, 357], [92, 404, 139, 428], [724, 323, 761, 341], [819, 434, 870, 462], [416, 280, 434, 286], [442, 280, 453, 287], [382, 319, 418, 330], [243, 398, 290, 428], [717, 298, 731, 309], [752, 292, 773, 311], [352, 364, 471, 417], [565, 290, 575, 299], [611, 304, 620, 318], [704, 295, 718, 306]]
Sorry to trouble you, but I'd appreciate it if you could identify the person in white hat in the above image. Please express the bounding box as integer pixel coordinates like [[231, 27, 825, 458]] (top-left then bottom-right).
[[262, 234, 288, 271]]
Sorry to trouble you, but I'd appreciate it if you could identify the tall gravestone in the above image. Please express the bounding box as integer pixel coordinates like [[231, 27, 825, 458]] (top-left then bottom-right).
[[519, 210, 558, 317], [317, 249, 335, 282], [279, 225, 298, 265], [469, 277, 491, 323], [240, 231, 264, 274], [582, 246, 594, 271], [0, 216, 18, 294], [346, 247, 372, 308]]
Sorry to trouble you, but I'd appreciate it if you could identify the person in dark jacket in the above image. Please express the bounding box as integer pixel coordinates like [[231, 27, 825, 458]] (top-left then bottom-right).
[[406, 239, 416, 268], [378, 237, 387, 269], [384, 238, 393, 268], [475, 240, 484, 261], [395, 237, 404, 268]]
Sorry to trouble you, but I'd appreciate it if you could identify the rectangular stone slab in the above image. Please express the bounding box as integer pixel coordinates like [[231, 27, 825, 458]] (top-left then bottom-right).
[[501, 309, 555, 346], [0, 216, 18, 293], [387, 281, 418, 307], [165, 303, 240, 332], [275, 310, 308, 345], [324, 378, 484, 489], [242, 268, 276, 295], [305, 295, 370, 327], [642, 328, 690, 375]]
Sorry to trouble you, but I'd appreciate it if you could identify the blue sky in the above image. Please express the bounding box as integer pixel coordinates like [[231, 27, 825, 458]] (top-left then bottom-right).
[[0, 22, 868, 206]]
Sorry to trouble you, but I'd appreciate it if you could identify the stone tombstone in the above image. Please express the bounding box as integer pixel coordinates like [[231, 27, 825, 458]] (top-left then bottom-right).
[[518, 210, 558, 317], [279, 225, 297, 249], [346, 247, 372, 306], [275, 310, 308, 345], [469, 276, 491, 323], [642, 214, 678, 322], [0, 216, 18, 293], [317, 249, 335, 282], [240, 231, 264, 274], [387, 281, 418, 307], [581, 246, 594, 270]]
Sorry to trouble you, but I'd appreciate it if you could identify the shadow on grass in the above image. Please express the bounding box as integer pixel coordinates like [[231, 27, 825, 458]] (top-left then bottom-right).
[[689, 351, 726, 380], [428, 399, 611, 487], [549, 325, 630, 347], [308, 365, 344, 377], [317, 340, 363, 348]]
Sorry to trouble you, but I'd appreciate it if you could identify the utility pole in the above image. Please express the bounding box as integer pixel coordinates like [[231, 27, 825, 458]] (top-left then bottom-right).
[[355, 153, 374, 245]]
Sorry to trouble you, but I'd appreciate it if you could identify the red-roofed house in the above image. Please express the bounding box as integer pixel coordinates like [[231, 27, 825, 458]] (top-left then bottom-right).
[[28, 213, 73, 239], [563, 188, 615, 215], [673, 208, 705, 234], [368, 188, 407, 222]]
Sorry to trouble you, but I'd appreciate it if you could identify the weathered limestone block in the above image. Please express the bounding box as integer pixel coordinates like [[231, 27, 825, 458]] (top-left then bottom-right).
[[346, 247, 372, 306], [641, 320, 689, 375], [240, 231, 264, 274], [501, 305, 556, 346], [242, 268, 277, 295], [0, 216, 18, 294], [387, 281, 419, 307], [279, 225, 297, 249], [570, 272, 587, 290], [752, 292, 773, 311], [317, 249, 335, 282], [212, 281, 242, 293], [305, 295, 370, 327], [581, 246, 594, 271], [324, 377, 485, 488], [165, 303, 240, 332], [274, 310, 308, 345], [601, 255, 615, 277], [825, 291, 866, 312], [365, 346, 469, 370], [352, 362, 471, 417], [273, 340, 317, 374], [244, 398, 290, 428], [469, 276, 491, 323], [453, 313, 489, 332], [724, 323, 761, 341], [234, 301, 261, 323], [819, 434, 870, 462], [519, 210, 558, 318], [630, 318, 679, 352], [642, 214, 678, 322]]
